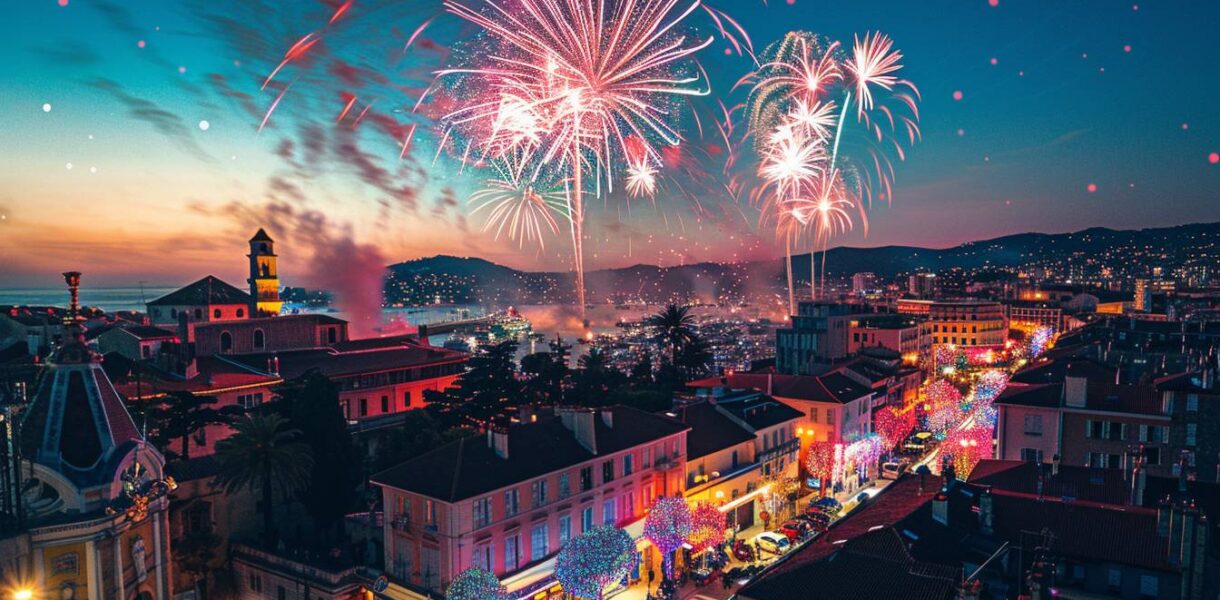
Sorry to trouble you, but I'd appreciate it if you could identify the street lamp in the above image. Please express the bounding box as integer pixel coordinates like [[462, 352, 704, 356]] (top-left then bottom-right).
[[12, 589, 34, 600]]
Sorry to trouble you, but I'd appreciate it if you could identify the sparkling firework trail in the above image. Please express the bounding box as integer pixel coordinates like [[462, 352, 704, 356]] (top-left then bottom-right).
[[469, 154, 567, 250]]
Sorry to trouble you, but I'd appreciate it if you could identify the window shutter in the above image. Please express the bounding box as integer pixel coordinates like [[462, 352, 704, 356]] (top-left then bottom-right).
[[1139, 424, 1148, 442], [1120, 423, 1127, 440], [1086, 419, 1093, 438]]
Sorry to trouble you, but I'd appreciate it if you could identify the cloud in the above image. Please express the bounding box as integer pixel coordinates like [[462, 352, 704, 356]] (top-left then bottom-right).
[[88, 78, 214, 162]]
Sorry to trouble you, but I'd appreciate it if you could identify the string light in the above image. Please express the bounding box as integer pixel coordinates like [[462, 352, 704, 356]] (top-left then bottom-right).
[[643, 497, 691, 578], [687, 502, 726, 554], [445, 567, 510, 600], [555, 526, 639, 600]]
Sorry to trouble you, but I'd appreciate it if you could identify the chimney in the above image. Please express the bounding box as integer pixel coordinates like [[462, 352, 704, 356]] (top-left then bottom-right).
[[978, 488, 994, 535], [767, 373, 773, 396], [600, 409, 614, 429], [488, 426, 510, 460], [932, 492, 949, 526], [1051, 454, 1060, 476], [267, 355, 280, 377], [559, 408, 597, 454]]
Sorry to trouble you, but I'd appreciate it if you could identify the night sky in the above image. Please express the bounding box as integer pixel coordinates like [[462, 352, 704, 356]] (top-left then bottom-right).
[[2, 0, 1218, 288]]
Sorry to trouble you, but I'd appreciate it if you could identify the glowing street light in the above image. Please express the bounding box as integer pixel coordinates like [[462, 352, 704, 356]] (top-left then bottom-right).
[[12, 589, 34, 600]]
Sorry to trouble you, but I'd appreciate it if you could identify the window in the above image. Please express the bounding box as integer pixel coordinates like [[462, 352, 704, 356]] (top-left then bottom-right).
[[220, 331, 232, 353], [1187, 393, 1198, 412], [424, 499, 437, 528], [184, 501, 213, 534], [1107, 422, 1126, 441], [403, 390, 412, 408], [602, 499, 617, 525], [826, 409, 833, 425], [531, 524, 549, 560], [559, 514, 572, 545], [602, 460, 615, 483], [238, 393, 264, 409], [505, 489, 519, 517], [1020, 448, 1043, 462], [622, 491, 635, 518], [327, 327, 338, 344], [194, 308, 203, 320], [359, 398, 368, 417], [581, 507, 594, 532], [1107, 568, 1121, 589], [1023, 415, 1043, 435], [473, 542, 493, 570], [213, 309, 222, 319], [623, 453, 634, 476], [1085, 420, 1103, 438], [504, 535, 520, 572], [381, 395, 390, 414], [253, 329, 265, 350], [558, 473, 571, 499], [473, 497, 492, 528], [142, 345, 152, 358], [1139, 575, 1158, 598], [810, 407, 819, 422], [580, 467, 593, 491], [236, 308, 245, 318], [532, 480, 548, 508], [1186, 423, 1197, 446], [1143, 446, 1161, 466], [643, 446, 652, 467], [248, 574, 262, 593]]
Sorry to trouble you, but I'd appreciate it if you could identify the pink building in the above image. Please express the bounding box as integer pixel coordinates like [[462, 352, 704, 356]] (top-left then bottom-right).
[[371, 406, 689, 598]]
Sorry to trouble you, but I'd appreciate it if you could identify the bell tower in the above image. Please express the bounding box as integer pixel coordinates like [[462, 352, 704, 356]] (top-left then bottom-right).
[[247, 228, 282, 317]]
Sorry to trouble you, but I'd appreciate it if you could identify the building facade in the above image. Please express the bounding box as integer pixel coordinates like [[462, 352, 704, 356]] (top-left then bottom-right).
[[775, 303, 859, 375], [897, 299, 1008, 347], [371, 407, 689, 598]]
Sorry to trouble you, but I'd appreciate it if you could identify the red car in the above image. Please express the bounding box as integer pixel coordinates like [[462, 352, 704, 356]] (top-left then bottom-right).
[[778, 520, 805, 541]]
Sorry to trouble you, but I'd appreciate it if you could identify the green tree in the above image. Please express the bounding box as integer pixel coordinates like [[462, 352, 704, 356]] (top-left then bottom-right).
[[570, 348, 626, 407], [272, 371, 363, 546], [425, 340, 521, 427], [646, 304, 698, 365], [628, 351, 654, 385], [215, 414, 313, 547], [151, 391, 235, 461], [369, 409, 472, 472], [520, 349, 568, 405], [446, 567, 510, 600]]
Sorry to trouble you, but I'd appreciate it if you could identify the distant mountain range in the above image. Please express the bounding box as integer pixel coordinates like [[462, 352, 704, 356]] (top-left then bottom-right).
[[384, 222, 1220, 305]]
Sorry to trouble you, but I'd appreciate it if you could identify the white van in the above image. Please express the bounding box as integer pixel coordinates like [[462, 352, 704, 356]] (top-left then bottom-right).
[[754, 531, 792, 555]]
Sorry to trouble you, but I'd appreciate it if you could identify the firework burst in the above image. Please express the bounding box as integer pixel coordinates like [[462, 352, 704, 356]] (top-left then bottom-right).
[[738, 29, 919, 306], [437, 0, 718, 318], [468, 154, 568, 250]]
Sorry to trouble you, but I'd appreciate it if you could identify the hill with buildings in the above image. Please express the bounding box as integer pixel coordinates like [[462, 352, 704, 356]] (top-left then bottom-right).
[[384, 222, 1220, 305]]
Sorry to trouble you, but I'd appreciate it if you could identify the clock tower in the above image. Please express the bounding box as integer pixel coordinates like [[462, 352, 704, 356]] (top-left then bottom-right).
[[247, 228, 283, 317]]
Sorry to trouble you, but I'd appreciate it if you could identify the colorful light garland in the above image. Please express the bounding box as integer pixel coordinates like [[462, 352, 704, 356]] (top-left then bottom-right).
[[942, 425, 994, 478], [687, 502, 726, 554], [555, 526, 640, 600], [643, 497, 691, 578], [874, 406, 916, 450], [923, 379, 964, 434], [805, 440, 836, 492], [446, 567, 510, 600]]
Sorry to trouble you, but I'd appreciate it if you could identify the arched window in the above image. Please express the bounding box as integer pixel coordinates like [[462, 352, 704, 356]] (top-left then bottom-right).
[[213, 308, 222, 319], [220, 331, 232, 353], [236, 308, 245, 318], [194, 308, 203, 320], [253, 329, 265, 351]]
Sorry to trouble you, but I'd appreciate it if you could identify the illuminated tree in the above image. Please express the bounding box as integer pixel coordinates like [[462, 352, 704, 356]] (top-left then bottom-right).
[[686, 502, 726, 554], [943, 425, 994, 478], [805, 441, 836, 495], [555, 526, 639, 600], [446, 567, 510, 600], [643, 497, 691, 579], [873, 406, 916, 450], [923, 380, 964, 434]]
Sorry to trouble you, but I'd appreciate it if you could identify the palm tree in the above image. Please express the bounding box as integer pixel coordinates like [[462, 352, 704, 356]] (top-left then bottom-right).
[[645, 304, 698, 365], [578, 347, 609, 372], [214, 414, 313, 546]]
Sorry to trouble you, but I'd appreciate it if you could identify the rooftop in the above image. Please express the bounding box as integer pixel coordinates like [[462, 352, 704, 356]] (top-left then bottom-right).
[[148, 275, 252, 307], [371, 406, 689, 503]]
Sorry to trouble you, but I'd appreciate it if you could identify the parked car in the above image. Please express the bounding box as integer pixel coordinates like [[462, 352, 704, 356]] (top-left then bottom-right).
[[881, 460, 907, 480], [778, 519, 814, 541], [802, 508, 832, 527], [810, 496, 843, 515], [754, 531, 792, 555], [732, 539, 755, 562], [793, 514, 828, 533]]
